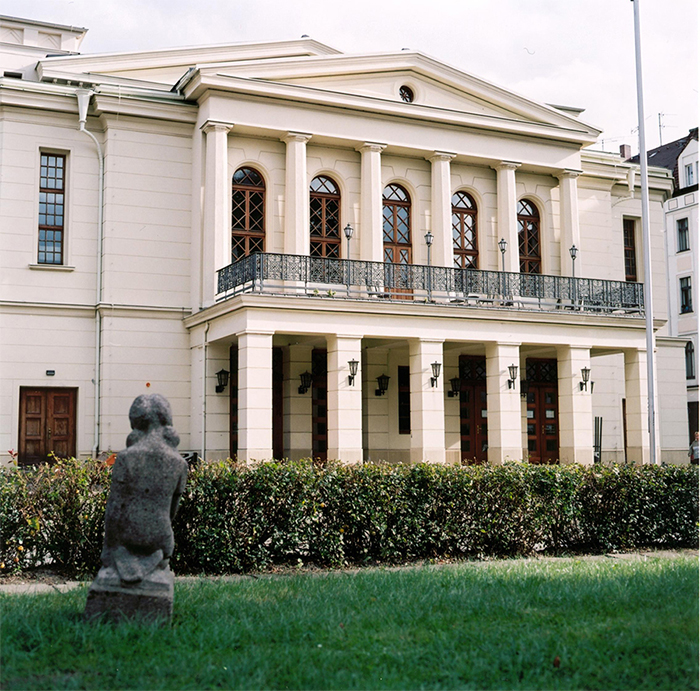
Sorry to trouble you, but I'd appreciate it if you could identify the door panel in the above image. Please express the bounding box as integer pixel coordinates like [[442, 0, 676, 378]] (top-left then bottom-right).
[[459, 356, 488, 464], [526, 384, 559, 464], [19, 388, 77, 465]]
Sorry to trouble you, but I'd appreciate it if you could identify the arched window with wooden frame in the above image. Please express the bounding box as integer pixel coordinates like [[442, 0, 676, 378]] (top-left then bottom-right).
[[310, 175, 341, 258], [517, 199, 541, 274], [382, 183, 412, 265], [231, 166, 265, 262], [452, 191, 478, 269]]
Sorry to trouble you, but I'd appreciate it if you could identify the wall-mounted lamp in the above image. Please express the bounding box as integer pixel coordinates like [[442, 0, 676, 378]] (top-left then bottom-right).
[[579, 367, 591, 391], [344, 223, 354, 258], [215, 368, 230, 393], [430, 361, 441, 387], [348, 359, 359, 386], [375, 373, 390, 396], [507, 364, 518, 389], [570, 244, 578, 280], [520, 379, 529, 399], [498, 237, 507, 272], [447, 376, 461, 397], [298, 371, 313, 395]]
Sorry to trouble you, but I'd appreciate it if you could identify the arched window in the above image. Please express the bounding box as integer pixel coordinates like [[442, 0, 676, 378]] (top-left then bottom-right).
[[452, 191, 478, 269], [382, 183, 412, 264], [517, 199, 541, 274], [310, 176, 341, 258], [231, 167, 265, 262], [687, 341, 696, 380]]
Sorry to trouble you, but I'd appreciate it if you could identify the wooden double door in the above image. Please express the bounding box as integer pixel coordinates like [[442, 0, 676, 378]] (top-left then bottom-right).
[[459, 356, 488, 464], [18, 387, 77, 465], [525, 359, 560, 464]]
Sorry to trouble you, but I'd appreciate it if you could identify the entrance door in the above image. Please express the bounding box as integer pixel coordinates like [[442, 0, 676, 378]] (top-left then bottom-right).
[[311, 349, 327, 461], [18, 387, 77, 465], [459, 356, 488, 464], [526, 385, 559, 464], [272, 347, 284, 460]]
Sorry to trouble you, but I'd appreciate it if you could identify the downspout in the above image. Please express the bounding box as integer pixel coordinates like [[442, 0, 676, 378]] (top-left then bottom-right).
[[76, 89, 105, 459], [202, 323, 210, 462]]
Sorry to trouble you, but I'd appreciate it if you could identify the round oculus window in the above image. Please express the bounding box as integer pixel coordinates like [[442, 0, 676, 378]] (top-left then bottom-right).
[[399, 85, 414, 103]]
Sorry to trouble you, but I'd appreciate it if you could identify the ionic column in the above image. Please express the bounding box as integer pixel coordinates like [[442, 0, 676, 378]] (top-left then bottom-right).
[[491, 161, 521, 273], [201, 121, 232, 305], [624, 348, 650, 464], [356, 143, 386, 263], [282, 132, 312, 255], [556, 170, 582, 276], [485, 342, 522, 463], [238, 331, 273, 462], [557, 345, 593, 465], [409, 338, 446, 463], [327, 335, 363, 463], [285, 345, 313, 461], [428, 152, 456, 268]]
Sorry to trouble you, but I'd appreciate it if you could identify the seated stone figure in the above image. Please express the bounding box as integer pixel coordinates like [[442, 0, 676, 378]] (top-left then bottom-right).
[[85, 394, 188, 622]]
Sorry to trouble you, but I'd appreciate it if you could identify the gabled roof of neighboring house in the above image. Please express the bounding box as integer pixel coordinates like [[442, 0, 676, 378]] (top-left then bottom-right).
[[627, 127, 698, 191]]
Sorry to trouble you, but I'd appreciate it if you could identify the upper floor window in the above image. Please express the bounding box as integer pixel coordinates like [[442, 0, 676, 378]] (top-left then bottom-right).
[[680, 276, 693, 314], [686, 341, 696, 380], [38, 153, 66, 264], [517, 199, 541, 274], [452, 191, 478, 269], [383, 184, 412, 264], [677, 218, 690, 252], [310, 176, 341, 258], [623, 218, 638, 282], [231, 167, 265, 261], [685, 162, 696, 187]]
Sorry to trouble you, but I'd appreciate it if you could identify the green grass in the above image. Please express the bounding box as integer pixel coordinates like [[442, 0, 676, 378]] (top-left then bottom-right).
[[1, 555, 697, 690]]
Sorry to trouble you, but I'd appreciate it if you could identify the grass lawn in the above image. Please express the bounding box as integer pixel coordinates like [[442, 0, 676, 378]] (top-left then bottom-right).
[[1, 554, 697, 690]]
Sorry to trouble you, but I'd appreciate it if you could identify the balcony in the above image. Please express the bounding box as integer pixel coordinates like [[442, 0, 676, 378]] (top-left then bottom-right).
[[216, 253, 645, 315]]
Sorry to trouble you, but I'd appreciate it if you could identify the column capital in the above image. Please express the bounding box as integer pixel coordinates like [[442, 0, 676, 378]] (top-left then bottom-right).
[[491, 161, 521, 172], [200, 120, 233, 134], [282, 131, 312, 144], [236, 329, 275, 338], [428, 151, 456, 163], [555, 168, 583, 181], [356, 142, 386, 154]]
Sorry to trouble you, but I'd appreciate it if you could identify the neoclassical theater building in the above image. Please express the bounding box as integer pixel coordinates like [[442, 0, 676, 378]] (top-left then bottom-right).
[[0, 15, 689, 466]]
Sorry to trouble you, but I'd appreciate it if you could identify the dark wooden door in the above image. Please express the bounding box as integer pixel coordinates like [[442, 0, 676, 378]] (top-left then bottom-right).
[[272, 347, 284, 460], [18, 387, 77, 465], [526, 385, 559, 464], [312, 349, 327, 461], [460, 383, 488, 464], [230, 346, 239, 459]]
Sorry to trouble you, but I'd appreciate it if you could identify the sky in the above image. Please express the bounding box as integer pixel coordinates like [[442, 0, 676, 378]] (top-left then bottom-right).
[[5, 0, 698, 154]]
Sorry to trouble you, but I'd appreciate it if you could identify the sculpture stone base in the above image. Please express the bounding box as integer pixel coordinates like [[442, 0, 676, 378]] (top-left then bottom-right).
[[84, 565, 174, 624]]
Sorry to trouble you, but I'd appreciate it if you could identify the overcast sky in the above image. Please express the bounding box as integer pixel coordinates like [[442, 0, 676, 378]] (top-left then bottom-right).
[[6, 0, 698, 154]]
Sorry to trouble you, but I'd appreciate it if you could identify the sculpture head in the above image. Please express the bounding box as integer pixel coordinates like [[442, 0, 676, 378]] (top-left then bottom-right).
[[126, 394, 179, 448]]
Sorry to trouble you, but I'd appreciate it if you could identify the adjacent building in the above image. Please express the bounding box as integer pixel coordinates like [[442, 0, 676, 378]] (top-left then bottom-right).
[[0, 14, 689, 466]]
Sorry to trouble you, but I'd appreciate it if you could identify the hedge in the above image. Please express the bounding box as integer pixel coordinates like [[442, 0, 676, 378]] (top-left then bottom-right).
[[1, 458, 697, 577]]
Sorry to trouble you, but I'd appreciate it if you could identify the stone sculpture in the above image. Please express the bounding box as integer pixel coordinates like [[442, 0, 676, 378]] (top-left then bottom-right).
[[84, 394, 188, 623]]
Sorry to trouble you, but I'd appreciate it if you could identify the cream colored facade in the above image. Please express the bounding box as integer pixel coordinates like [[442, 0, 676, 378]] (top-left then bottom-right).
[[0, 15, 689, 466]]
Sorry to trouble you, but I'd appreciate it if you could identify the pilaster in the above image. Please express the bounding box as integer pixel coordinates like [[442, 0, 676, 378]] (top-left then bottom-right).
[[556, 170, 582, 276], [285, 344, 313, 460], [326, 335, 363, 463], [485, 342, 523, 463], [557, 345, 593, 465], [491, 161, 521, 273], [428, 152, 456, 268], [408, 338, 446, 463], [282, 132, 312, 255], [356, 143, 386, 263], [624, 348, 650, 464]]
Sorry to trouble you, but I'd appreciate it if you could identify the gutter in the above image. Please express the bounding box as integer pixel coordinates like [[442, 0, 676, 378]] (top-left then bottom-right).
[[76, 89, 105, 459]]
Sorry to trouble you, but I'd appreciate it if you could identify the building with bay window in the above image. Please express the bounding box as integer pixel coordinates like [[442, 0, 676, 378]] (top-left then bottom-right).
[[0, 14, 690, 466]]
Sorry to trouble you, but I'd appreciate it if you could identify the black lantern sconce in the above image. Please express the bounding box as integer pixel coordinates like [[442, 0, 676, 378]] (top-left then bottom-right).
[[447, 376, 461, 398], [298, 371, 313, 395], [375, 373, 390, 396], [215, 368, 230, 393], [580, 367, 591, 391], [507, 364, 518, 389], [520, 379, 530, 399], [498, 237, 507, 272], [430, 361, 441, 388], [348, 359, 359, 386]]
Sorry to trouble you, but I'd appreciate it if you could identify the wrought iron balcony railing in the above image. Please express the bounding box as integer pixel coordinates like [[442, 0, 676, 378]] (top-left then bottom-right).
[[216, 253, 645, 315]]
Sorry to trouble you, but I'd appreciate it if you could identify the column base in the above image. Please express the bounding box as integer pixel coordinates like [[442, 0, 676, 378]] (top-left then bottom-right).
[[409, 447, 446, 464], [327, 447, 363, 464], [238, 448, 274, 463], [558, 446, 594, 466], [625, 446, 650, 465], [487, 446, 523, 465]]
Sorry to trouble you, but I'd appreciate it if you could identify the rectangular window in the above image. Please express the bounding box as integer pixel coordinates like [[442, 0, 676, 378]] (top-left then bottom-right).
[[623, 218, 637, 282], [677, 218, 690, 252], [38, 153, 66, 264], [685, 163, 695, 187], [686, 341, 696, 380], [398, 365, 411, 435], [680, 277, 693, 314]]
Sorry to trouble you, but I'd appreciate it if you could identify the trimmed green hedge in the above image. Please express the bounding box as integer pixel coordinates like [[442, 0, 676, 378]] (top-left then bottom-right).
[[1, 458, 697, 577]]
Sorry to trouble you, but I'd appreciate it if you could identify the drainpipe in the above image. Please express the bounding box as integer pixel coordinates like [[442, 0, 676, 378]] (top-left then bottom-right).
[[76, 89, 105, 459], [202, 323, 209, 462]]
